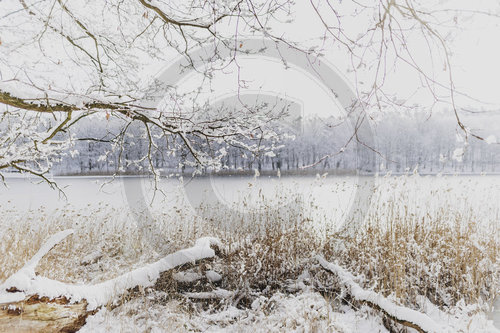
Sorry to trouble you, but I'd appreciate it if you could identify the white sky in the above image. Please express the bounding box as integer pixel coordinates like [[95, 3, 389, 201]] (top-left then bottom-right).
[[175, 56, 344, 119], [153, 0, 500, 122], [289, 0, 500, 108]]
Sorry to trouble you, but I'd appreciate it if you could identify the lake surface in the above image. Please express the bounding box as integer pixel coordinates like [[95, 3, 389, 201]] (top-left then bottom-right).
[[0, 174, 357, 215], [1, 173, 499, 234], [1, 173, 499, 216]]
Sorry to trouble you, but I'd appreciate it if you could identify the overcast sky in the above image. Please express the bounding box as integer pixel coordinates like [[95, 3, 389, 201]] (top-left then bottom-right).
[[151, 0, 500, 126]]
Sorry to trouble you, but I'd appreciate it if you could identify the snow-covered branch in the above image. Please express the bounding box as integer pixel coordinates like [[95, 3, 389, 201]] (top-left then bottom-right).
[[316, 255, 451, 333], [0, 232, 221, 310]]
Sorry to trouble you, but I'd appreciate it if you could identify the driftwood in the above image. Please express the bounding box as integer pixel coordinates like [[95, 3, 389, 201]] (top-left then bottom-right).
[[0, 230, 220, 332], [0, 296, 90, 333], [316, 255, 449, 333]]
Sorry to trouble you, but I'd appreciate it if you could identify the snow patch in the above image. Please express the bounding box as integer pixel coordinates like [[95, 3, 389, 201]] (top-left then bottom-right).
[[486, 135, 497, 144], [205, 270, 222, 283]]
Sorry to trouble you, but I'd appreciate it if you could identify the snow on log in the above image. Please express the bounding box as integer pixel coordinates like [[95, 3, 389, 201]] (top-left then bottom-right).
[[0, 230, 221, 332], [316, 255, 451, 333], [0, 229, 75, 304], [0, 233, 220, 309]]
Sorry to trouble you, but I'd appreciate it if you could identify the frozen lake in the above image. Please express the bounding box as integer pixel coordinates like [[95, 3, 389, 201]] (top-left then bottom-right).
[[1, 173, 499, 217], [1, 173, 499, 238], [0, 174, 359, 214]]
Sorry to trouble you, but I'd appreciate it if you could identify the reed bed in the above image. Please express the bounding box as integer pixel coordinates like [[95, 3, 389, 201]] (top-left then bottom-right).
[[0, 174, 498, 319]]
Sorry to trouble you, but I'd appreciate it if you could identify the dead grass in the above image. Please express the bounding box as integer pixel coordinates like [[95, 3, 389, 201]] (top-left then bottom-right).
[[0, 175, 498, 316]]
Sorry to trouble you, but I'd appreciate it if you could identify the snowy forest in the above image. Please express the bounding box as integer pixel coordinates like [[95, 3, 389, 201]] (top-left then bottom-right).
[[53, 111, 500, 176]]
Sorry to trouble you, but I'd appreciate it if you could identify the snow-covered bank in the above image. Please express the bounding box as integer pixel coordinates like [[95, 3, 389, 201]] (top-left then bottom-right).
[[0, 175, 498, 332], [80, 291, 388, 333]]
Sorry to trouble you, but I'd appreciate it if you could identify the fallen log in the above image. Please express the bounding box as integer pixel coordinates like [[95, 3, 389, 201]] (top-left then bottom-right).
[[0, 296, 89, 333], [316, 255, 451, 333], [0, 230, 221, 332]]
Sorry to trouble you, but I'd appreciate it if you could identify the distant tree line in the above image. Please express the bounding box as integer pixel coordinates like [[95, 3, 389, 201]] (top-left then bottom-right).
[[52, 112, 500, 176]]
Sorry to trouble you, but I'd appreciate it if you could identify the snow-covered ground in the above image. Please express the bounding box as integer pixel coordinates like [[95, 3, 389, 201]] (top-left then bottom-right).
[[80, 291, 389, 333], [0, 174, 498, 332]]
